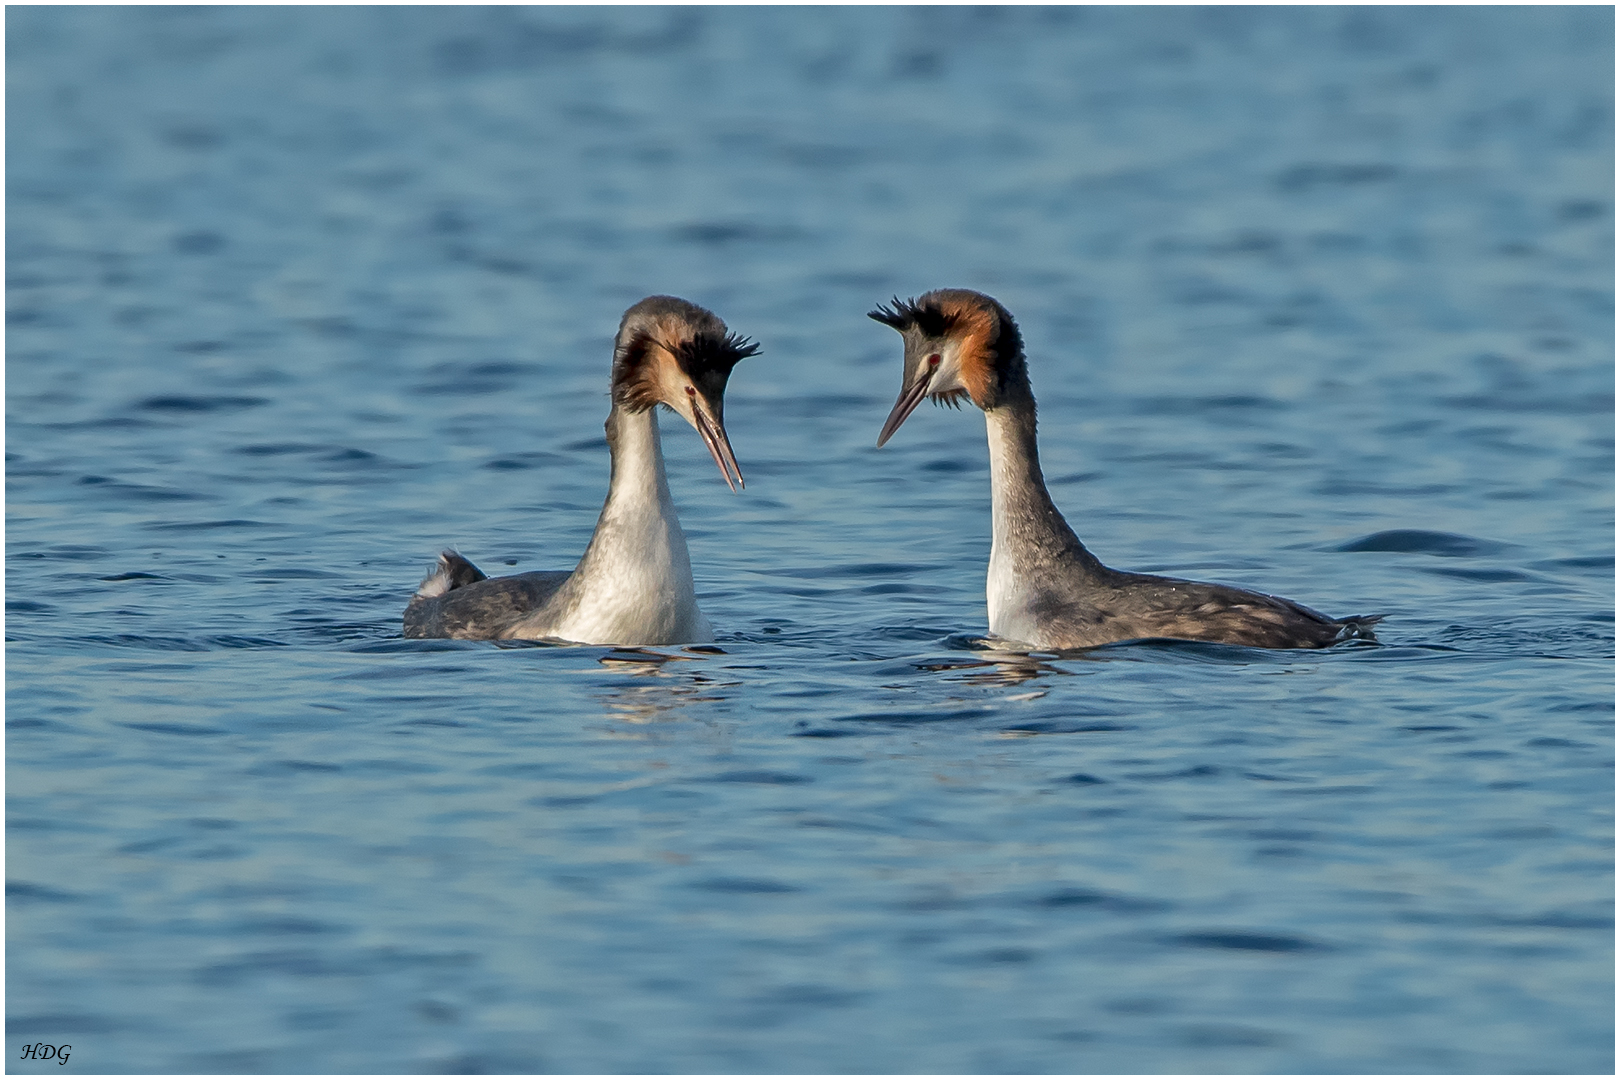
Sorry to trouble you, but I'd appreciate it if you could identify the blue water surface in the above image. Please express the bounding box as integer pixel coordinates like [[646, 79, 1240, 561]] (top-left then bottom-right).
[[7, 6, 1613, 1073]]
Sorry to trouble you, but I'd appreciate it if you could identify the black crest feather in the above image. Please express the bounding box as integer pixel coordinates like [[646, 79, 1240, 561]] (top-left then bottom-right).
[[867, 296, 960, 338], [613, 327, 758, 411], [674, 330, 760, 378], [610, 295, 758, 411]]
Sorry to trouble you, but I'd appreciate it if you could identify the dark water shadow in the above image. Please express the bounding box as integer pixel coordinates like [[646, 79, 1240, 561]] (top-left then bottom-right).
[[1335, 529, 1514, 557]]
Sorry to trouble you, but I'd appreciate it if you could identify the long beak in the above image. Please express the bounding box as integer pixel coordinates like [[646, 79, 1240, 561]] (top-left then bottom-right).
[[692, 404, 744, 492], [876, 367, 934, 448]]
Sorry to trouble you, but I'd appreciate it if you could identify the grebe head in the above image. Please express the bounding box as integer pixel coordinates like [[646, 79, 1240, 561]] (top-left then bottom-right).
[[868, 288, 1025, 447], [612, 295, 759, 490]]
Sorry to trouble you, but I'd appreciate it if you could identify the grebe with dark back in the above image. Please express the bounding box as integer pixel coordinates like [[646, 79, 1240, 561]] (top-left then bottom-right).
[[871, 288, 1381, 650], [404, 296, 757, 644]]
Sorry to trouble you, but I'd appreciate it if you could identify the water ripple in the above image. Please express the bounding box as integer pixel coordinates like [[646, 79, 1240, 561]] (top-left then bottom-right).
[[6, 5, 1611, 1075]]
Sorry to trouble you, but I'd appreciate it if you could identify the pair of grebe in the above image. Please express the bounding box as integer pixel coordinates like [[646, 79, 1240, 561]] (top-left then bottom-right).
[[404, 291, 1379, 649]]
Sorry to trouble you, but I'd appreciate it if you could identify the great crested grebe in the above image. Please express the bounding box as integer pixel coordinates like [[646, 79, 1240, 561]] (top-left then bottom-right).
[[870, 288, 1381, 651], [404, 295, 757, 644]]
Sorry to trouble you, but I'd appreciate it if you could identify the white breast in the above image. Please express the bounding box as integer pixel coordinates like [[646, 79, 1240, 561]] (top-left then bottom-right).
[[533, 407, 713, 646], [547, 504, 711, 645]]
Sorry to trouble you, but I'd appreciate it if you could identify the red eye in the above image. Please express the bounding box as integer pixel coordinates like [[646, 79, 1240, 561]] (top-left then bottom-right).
[[928, 354, 942, 366], [686, 385, 696, 395]]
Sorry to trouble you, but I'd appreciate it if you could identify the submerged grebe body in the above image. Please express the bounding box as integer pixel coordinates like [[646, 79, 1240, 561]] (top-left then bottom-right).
[[870, 289, 1381, 651], [404, 296, 756, 644]]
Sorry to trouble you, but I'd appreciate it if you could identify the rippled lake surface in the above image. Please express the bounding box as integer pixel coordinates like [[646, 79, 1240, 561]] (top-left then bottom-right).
[[7, 6, 1614, 1073]]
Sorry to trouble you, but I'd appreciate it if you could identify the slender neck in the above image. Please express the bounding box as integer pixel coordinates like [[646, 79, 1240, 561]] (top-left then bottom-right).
[[985, 385, 1046, 524], [570, 404, 684, 577], [601, 404, 674, 515], [984, 380, 1104, 577]]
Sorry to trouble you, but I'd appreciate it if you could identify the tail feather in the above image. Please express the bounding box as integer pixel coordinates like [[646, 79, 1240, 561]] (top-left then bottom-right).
[[414, 550, 488, 600], [1335, 613, 1386, 642]]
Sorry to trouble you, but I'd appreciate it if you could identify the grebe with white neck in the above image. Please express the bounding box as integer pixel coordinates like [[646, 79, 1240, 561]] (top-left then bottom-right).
[[871, 288, 1381, 651], [404, 295, 756, 644]]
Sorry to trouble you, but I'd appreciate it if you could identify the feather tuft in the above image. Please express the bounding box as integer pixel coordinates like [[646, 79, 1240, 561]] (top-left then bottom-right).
[[867, 296, 960, 338]]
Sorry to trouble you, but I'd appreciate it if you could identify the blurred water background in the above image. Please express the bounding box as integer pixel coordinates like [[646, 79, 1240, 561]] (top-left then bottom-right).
[[6, 6, 1613, 1073]]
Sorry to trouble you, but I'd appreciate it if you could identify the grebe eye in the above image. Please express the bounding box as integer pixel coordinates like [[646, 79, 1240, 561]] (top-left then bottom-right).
[[686, 385, 696, 395], [928, 354, 941, 366]]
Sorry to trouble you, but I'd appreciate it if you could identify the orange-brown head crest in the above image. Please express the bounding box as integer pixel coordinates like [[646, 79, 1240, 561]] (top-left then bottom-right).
[[611, 296, 758, 411], [868, 288, 1024, 409]]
